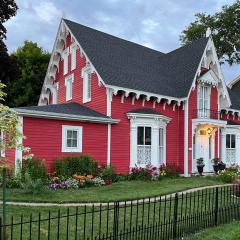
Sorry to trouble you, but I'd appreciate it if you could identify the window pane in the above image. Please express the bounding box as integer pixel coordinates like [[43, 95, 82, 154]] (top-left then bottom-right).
[[72, 131, 78, 140], [67, 139, 72, 148], [67, 130, 72, 139], [226, 134, 230, 148], [72, 139, 78, 148], [87, 73, 91, 99], [231, 135, 236, 149], [159, 128, 164, 147], [145, 127, 151, 145], [137, 127, 144, 145]]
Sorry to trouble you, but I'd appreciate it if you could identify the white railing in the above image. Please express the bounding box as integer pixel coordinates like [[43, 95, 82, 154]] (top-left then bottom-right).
[[137, 145, 151, 165]]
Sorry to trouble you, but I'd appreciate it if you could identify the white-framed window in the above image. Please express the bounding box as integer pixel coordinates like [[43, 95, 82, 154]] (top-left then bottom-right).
[[62, 126, 82, 152], [62, 48, 69, 75], [65, 74, 74, 101], [70, 44, 77, 71], [137, 126, 152, 165], [83, 68, 91, 103], [226, 134, 236, 164], [198, 84, 210, 118]]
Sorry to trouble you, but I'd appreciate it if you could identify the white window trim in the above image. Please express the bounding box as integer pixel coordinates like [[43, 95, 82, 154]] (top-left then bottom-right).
[[197, 84, 211, 118], [62, 125, 83, 153], [65, 74, 74, 101], [82, 66, 92, 103], [70, 44, 77, 71], [127, 113, 171, 169], [62, 48, 69, 75]]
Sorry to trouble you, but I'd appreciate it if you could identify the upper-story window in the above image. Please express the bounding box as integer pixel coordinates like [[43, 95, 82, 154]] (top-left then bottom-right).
[[198, 84, 210, 118], [82, 66, 91, 103], [62, 48, 69, 75], [65, 74, 74, 101], [70, 44, 77, 71]]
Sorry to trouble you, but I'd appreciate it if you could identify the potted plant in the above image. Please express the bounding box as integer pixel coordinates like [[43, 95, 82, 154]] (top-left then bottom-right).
[[212, 158, 220, 174], [218, 160, 226, 171], [196, 158, 205, 176]]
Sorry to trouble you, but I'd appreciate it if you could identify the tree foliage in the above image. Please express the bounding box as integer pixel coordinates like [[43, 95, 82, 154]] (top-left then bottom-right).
[[180, 0, 240, 65], [7, 41, 50, 107]]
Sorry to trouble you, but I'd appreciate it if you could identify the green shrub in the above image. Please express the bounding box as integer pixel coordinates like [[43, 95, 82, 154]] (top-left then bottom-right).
[[22, 172, 46, 194], [116, 174, 130, 181], [99, 165, 117, 182], [22, 157, 47, 181], [6, 177, 21, 189], [54, 155, 98, 177]]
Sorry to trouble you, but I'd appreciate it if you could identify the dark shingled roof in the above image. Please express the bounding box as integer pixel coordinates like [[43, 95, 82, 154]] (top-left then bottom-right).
[[228, 81, 240, 110], [15, 102, 110, 119], [127, 108, 163, 115], [64, 19, 209, 98]]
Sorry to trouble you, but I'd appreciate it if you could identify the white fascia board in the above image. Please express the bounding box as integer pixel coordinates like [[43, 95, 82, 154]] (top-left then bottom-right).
[[186, 37, 231, 107], [14, 109, 119, 124], [227, 75, 240, 89], [192, 118, 227, 127], [126, 112, 171, 123]]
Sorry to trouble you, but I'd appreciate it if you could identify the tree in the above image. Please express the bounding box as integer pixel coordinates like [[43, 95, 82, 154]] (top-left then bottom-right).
[[0, 0, 19, 106], [8, 41, 50, 107], [180, 0, 240, 65]]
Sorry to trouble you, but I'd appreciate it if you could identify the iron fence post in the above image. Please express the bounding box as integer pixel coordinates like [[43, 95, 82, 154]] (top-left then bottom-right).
[[113, 202, 119, 240], [173, 193, 178, 239], [214, 187, 219, 226]]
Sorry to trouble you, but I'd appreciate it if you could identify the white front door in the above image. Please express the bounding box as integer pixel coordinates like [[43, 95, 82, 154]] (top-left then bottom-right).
[[196, 132, 214, 172]]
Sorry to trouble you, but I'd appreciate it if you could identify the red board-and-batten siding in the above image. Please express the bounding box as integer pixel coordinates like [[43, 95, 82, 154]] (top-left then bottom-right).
[[188, 82, 219, 172]]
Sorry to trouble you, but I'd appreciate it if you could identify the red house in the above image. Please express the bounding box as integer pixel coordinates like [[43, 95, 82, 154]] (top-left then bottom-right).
[[5, 19, 240, 176]]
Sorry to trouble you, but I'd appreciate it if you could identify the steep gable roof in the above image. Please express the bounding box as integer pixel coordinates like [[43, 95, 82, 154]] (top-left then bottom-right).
[[64, 19, 209, 98], [228, 81, 240, 110]]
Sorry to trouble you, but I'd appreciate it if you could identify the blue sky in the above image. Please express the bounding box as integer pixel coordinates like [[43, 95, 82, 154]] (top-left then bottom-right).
[[5, 0, 239, 82]]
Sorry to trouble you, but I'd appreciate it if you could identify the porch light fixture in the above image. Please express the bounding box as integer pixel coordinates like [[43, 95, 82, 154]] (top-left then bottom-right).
[[207, 128, 212, 135]]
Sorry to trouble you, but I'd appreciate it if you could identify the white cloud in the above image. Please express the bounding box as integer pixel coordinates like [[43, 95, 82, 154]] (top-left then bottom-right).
[[33, 1, 61, 23]]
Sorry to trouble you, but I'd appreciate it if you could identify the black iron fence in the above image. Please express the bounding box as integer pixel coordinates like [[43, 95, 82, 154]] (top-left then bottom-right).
[[0, 185, 240, 240]]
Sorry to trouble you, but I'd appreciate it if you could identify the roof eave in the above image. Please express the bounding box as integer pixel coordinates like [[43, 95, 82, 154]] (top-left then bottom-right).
[[15, 109, 119, 124]]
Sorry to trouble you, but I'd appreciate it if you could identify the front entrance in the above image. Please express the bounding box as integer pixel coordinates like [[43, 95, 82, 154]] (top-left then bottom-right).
[[193, 127, 215, 172]]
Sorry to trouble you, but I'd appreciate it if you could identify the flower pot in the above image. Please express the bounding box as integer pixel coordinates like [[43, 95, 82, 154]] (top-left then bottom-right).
[[104, 179, 112, 185], [197, 166, 204, 176], [213, 165, 219, 175], [218, 163, 226, 171]]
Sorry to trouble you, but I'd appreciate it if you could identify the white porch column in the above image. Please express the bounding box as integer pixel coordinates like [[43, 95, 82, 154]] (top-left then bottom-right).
[[15, 116, 23, 175], [151, 126, 159, 167], [184, 100, 189, 177], [221, 130, 226, 164], [236, 134, 240, 165], [130, 125, 137, 169]]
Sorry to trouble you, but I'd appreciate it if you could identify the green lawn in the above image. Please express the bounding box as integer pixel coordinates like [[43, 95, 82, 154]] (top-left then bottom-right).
[[185, 221, 240, 240], [2, 177, 223, 203], [0, 183, 238, 240]]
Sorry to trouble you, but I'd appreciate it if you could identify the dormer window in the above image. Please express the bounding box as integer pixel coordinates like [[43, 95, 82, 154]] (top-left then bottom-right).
[[62, 48, 69, 75], [82, 66, 91, 103], [70, 44, 77, 71], [198, 84, 210, 118], [65, 74, 74, 101]]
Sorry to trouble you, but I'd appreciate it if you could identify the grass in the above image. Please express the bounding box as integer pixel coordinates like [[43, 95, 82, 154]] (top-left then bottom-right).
[[185, 220, 240, 239], [1, 177, 223, 203], [0, 185, 239, 240]]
